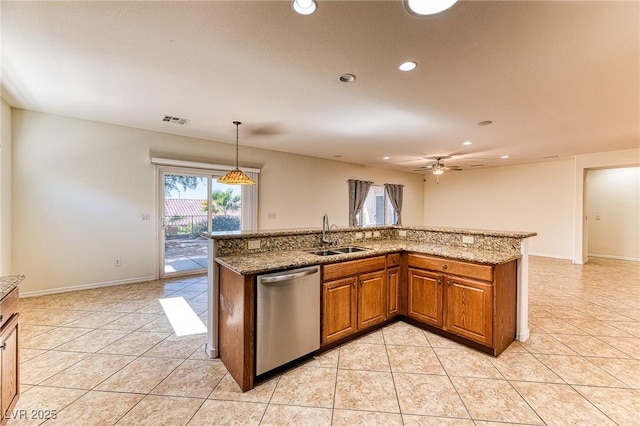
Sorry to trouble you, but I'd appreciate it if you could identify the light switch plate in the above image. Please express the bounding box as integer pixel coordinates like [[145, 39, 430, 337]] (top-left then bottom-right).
[[462, 235, 474, 244], [248, 240, 261, 250]]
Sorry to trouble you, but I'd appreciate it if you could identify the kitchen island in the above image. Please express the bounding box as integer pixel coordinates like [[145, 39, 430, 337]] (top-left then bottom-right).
[[204, 226, 536, 391]]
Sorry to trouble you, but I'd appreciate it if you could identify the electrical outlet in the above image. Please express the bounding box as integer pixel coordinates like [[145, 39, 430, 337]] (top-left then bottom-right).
[[141, 214, 150, 221], [248, 239, 261, 250], [398, 230, 407, 237], [355, 232, 364, 239], [267, 212, 277, 219], [373, 231, 381, 238], [462, 235, 474, 244], [364, 231, 372, 239], [114, 258, 121, 267]]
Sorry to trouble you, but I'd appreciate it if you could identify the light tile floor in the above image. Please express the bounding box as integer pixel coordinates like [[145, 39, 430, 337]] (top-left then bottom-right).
[[9, 256, 640, 425]]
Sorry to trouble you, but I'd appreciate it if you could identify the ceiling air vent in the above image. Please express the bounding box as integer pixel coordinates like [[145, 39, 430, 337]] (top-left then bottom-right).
[[162, 115, 190, 125]]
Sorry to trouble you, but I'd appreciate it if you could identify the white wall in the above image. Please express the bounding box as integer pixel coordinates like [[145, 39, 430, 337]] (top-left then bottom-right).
[[12, 109, 424, 294], [0, 100, 11, 275], [587, 167, 640, 261], [423, 160, 575, 259]]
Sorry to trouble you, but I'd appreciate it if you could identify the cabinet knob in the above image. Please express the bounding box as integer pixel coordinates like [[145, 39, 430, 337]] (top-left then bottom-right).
[[437, 278, 442, 285], [0, 343, 5, 350], [447, 280, 452, 286], [442, 264, 448, 270], [0, 314, 3, 323]]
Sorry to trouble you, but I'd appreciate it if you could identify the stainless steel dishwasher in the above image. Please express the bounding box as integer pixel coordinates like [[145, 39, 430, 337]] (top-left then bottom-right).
[[256, 265, 320, 376]]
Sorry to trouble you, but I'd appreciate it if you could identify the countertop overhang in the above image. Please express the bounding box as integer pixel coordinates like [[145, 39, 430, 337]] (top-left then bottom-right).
[[0, 275, 24, 299], [215, 240, 522, 276]]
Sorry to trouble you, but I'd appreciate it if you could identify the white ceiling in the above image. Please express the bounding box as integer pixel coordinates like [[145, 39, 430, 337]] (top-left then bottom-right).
[[2, 0, 638, 172]]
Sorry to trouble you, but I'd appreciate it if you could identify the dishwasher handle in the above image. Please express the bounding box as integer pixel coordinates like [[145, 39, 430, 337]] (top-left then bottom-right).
[[259, 267, 319, 284]]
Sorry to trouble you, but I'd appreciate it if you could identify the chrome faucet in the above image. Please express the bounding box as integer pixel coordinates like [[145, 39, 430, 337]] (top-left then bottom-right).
[[322, 213, 330, 246]]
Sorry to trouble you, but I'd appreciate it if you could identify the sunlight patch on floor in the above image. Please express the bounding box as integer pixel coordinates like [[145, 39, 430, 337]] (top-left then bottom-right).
[[159, 296, 207, 336]]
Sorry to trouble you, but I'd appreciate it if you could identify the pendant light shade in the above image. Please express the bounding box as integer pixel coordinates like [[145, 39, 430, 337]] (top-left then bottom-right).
[[218, 121, 256, 185]]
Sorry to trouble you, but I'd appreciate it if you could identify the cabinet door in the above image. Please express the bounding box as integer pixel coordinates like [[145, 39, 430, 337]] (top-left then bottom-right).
[[357, 270, 385, 330], [407, 269, 443, 327], [322, 277, 357, 344], [387, 267, 400, 319], [0, 315, 19, 417], [444, 276, 493, 345]]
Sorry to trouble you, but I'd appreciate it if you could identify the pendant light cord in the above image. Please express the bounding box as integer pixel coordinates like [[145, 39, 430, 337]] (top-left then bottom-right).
[[233, 120, 241, 168]]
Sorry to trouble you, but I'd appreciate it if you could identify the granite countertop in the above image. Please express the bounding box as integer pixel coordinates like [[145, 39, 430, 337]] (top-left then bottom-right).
[[215, 240, 521, 275], [0, 275, 24, 300]]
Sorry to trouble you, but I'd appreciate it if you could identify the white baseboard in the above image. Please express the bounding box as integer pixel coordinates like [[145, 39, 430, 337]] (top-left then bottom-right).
[[20, 275, 157, 298], [588, 253, 640, 262], [528, 252, 573, 260]]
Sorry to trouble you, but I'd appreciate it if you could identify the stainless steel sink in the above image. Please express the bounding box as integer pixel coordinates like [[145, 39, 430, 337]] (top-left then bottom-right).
[[306, 246, 370, 256], [333, 246, 369, 253], [307, 249, 342, 256]]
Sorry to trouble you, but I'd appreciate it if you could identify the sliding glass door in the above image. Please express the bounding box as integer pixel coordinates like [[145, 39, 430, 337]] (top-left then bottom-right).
[[160, 169, 245, 277], [161, 172, 210, 276]]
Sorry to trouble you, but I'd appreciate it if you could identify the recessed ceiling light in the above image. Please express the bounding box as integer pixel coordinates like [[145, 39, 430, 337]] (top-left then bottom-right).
[[405, 0, 458, 16], [383, 156, 390, 160], [500, 155, 509, 159], [477, 120, 493, 126], [339, 73, 356, 83], [292, 0, 317, 15], [463, 141, 472, 146], [398, 61, 417, 72]]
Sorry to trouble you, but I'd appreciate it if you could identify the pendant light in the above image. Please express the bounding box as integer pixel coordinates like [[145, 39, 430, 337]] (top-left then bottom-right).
[[218, 121, 256, 185]]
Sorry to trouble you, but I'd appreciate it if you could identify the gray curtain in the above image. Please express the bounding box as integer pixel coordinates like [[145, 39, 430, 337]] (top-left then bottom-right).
[[384, 183, 404, 225], [348, 179, 373, 226]]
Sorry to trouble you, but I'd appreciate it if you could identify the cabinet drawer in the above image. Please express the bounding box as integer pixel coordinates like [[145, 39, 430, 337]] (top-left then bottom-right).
[[0, 288, 19, 328], [387, 253, 401, 268], [323, 256, 386, 282], [408, 254, 493, 282]]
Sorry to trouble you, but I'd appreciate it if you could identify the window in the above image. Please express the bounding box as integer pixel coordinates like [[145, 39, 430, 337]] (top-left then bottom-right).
[[358, 185, 397, 226]]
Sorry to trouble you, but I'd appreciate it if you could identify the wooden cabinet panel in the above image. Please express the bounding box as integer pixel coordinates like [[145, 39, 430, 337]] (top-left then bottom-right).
[[322, 277, 357, 344], [408, 254, 493, 282], [219, 266, 254, 392], [387, 253, 401, 268], [357, 271, 385, 330], [444, 276, 493, 345], [323, 256, 386, 282], [407, 269, 443, 327], [387, 267, 400, 318], [0, 314, 19, 419]]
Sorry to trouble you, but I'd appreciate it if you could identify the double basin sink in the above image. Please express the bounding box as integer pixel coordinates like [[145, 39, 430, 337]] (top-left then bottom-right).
[[307, 246, 369, 257]]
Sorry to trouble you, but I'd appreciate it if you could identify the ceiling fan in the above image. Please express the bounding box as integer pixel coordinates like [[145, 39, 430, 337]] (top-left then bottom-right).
[[413, 156, 462, 183]]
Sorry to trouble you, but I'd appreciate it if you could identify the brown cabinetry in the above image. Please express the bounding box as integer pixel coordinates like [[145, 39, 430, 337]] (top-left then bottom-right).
[[408, 269, 443, 327], [0, 288, 19, 424], [322, 256, 386, 345], [407, 254, 516, 355], [386, 253, 401, 319]]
